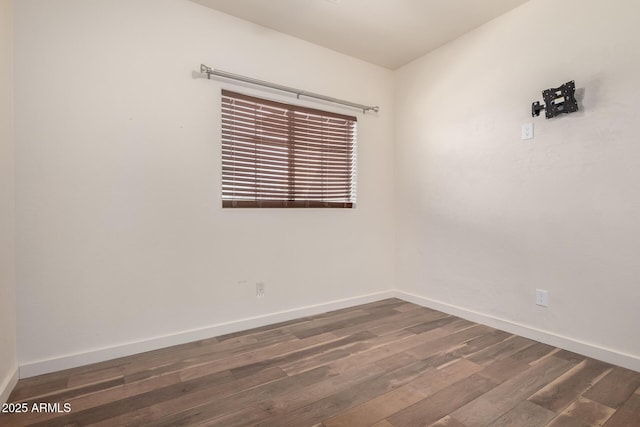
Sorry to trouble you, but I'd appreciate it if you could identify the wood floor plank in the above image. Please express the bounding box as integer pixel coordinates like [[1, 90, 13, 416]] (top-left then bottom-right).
[[453, 329, 512, 358], [4, 380, 128, 426], [323, 381, 433, 427], [323, 359, 483, 427], [408, 359, 484, 393], [406, 315, 457, 334], [255, 356, 389, 419], [394, 302, 424, 312], [296, 319, 474, 380], [528, 359, 611, 413], [119, 337, 231, 377], [554, 350, 588, 364], [230, 330, 376, 379], [118, 333, 295, 383], [22, 377, 124, 409], [373, 351, 419, 372], [388, 373, 497, 427], [603, 394, 640, 427], [478, 357, 531, 384], [546, 396, 615, 427], [280, 329, 415, 376], [2, 299, 639, 427], [338, 308, 443, 338], [486, 400, 555, 427], [266, 330, 446, 416], [466, 335, 536, 366], [405, 324, 493, 360], [450, 355, 575, 426], [429, 415, 468, 427], [8, 377, 69, 402], [215, 317, 310, 342], [96, 366, 327, 427], [509, 342, 557, 365], [2, 371, 182, 426], [265, 366, 417, 425], [66, 365, 127, 389], [258, 358, 481, 426], [544, 415, 592, 427], [23, 367, 237, 427], [583, 366, 640, 409], [173, 331, 337, 382], [194, 405, 273, 427], [291, 306, 401, 340], [152, 366, 342, 427]]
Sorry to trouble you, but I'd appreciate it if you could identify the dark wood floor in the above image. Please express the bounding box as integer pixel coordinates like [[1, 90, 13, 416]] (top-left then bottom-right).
[[2, 299, 640, 427]]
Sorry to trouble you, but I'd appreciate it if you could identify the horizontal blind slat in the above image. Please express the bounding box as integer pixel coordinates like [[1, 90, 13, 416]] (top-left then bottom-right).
[[222, 127, 353, 145], [222, 135, 354, 154], [222, 112, 356, 135], [222, 168, 352, 180], [223, 201, 354, 208]]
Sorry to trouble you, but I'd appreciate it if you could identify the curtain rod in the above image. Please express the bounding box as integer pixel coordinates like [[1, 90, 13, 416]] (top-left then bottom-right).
[[200, 64, 379, 114]]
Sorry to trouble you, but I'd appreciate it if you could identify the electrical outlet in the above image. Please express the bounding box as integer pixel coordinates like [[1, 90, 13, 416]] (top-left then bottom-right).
[[256, 282, 265, 298], [522, 122, 534, 140], [536, 289, 548, 307]]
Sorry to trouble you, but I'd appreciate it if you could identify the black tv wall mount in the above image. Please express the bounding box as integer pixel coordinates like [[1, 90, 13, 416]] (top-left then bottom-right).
[[532, 80, 578, 119]]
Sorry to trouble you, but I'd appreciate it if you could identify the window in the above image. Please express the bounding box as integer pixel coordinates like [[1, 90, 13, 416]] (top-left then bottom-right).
[[221, 90, 357, 208]]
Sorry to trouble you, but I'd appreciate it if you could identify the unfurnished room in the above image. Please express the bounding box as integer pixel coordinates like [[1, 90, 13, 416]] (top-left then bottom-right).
[[1, 0, 640, 426]]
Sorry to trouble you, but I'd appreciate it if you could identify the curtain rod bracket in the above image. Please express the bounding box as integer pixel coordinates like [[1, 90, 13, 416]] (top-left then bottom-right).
[[201, 64, 214, 79], [199, 64, 379, 114]]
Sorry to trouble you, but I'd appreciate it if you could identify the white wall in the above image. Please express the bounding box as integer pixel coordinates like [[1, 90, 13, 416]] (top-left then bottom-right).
[[0, 0, 18, 404], [14, 0, 640, 379], [395, 0, 640, 370], [14, 0, 395, 375]]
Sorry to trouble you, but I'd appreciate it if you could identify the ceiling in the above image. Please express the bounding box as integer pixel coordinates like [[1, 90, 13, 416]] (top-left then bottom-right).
[[190, 0, 530, 70]]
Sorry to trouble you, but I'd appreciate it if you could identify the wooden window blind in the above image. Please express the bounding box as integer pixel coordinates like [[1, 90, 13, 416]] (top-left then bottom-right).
[[221, 90, 357, 208]]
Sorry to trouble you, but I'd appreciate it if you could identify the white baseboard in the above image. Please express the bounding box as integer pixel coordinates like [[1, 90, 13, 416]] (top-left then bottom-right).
[[22, 288, 637, 379], [19, 290, 394, 378], [0, 366, 19, 405], [394, 290, 640, 372]]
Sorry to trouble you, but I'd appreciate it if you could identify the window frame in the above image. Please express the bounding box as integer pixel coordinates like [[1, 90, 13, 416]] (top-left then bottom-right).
[[221, 90, 357, 208]]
